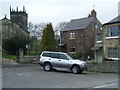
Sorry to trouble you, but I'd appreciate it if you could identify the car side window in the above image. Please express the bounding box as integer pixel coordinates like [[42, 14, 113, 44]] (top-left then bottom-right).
[[42, 53, 51, 57], [59, 54, 68, 60], [51, 53, 59, 59]]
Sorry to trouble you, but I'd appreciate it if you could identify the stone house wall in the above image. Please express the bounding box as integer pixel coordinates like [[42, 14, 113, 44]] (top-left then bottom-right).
[[103, 23, 120, 59]]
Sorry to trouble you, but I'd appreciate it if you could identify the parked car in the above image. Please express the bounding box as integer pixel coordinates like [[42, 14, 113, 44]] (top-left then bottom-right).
[[39, 51, 87, 74]]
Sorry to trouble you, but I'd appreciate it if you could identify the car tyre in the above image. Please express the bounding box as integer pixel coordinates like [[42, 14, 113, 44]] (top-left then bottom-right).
[[44, 63, 52, 71], [71, 65, 80, 74]]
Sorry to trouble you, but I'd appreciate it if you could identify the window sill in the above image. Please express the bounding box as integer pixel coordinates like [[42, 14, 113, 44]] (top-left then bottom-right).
[[108, 58, 120, 60], [69, 52, 75, 54], [97, 41, 102, 43], [69, 38, 76, 40], [106, 36, 119, 39]]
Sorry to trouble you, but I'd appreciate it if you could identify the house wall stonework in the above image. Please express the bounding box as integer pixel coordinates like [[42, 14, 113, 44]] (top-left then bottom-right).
[[103, 23, 120, 60]]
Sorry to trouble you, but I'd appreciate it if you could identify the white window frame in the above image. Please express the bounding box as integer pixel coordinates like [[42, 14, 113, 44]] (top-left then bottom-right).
[[107, 25, 119, 37], [108, 48, 118, 59], [69, 32, 75, 39]]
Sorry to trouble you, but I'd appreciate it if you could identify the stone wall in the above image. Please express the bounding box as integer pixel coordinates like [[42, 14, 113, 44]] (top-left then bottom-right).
[[20, 56, 39, 64], [87, 61, 118, 73]]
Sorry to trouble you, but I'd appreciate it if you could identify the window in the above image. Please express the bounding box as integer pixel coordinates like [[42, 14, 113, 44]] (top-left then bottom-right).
[[108, 48, 118, 58], [95, 25, 99, 29], [59, 54, 68, 60], [97, 33, 102, 41], [42, 53, 51, 57], [70, 46, 75, 52], [51, 53, 59, 58], [70, 32, 75, 39], [107, 25, 119, 37]]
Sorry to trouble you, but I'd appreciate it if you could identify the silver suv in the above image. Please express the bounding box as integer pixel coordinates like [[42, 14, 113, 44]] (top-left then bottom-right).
[[39, 51, 87, 74]]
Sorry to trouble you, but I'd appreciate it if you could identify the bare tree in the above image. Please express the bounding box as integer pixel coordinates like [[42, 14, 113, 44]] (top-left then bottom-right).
[[28, 22, 46, 39], [54, 22, 68, 50], [55, 22, 68, 36]]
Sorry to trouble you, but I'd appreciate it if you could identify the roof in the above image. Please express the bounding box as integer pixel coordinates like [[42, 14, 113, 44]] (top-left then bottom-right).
[[91, 45, 103, 51], [62, 17, 94, 31], [109, 15, 120, 23], [103, 15, 120, 26]]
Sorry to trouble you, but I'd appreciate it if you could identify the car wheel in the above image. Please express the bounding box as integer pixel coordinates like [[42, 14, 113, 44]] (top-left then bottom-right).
[[44, 63, 52, 71], [71, 66, 80, 74]]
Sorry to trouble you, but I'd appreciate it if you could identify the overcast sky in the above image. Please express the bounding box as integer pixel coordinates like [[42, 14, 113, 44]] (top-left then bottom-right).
[[0, 0, 120, 27]]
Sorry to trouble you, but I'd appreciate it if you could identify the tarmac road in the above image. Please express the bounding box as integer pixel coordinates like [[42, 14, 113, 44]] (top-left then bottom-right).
[[2, 64, 119, 89]]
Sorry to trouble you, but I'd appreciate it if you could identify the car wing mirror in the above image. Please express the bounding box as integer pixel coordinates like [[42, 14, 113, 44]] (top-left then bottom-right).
[[67, 58, 69, 60]]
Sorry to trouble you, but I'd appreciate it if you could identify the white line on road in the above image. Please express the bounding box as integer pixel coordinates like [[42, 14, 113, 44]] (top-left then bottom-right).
[[93, 83, 118, 88]]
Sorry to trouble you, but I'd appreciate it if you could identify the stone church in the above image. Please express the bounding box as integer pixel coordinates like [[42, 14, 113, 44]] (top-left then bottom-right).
[[1, 6, 29, 39]]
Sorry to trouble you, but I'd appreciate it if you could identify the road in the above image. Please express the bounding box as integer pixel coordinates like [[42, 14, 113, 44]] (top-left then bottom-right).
[[2, 64, 119, 89]]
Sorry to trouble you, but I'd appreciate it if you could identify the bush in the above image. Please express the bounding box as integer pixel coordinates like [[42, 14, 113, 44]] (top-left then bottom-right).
[[72, 52, 83, 59], [2, 36, 30, 55]]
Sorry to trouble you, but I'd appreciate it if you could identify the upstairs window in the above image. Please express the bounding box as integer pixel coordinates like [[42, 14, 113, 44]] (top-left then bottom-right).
[[97, 33, 102, 41], [70, 32, 75, 39], [107, 25, 119, 37]]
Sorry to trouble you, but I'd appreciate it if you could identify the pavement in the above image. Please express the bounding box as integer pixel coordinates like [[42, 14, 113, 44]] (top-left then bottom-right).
[[2, 57, 38, 68]]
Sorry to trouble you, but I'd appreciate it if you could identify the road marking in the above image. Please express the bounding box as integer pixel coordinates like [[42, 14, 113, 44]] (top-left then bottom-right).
[[93, 83, 118, 88]]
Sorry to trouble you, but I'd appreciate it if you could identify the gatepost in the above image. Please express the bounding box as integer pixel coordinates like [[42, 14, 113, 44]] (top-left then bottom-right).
[[19, 48, 24, 63]]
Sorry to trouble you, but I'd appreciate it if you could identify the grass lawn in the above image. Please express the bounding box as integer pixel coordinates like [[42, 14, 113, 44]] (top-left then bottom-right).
[[2, 53, 16, 61]]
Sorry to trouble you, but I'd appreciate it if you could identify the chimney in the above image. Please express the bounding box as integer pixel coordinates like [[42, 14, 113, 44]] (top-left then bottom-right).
[[91, 9, 97, 18], [16, 6, 18, 11]]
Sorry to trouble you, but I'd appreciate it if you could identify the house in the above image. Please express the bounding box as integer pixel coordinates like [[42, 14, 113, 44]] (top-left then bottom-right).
[[91, 24, 103, 62], [60, 10, 102, 60], [102, 15, 120, 60], [92, 15, 120, 62], [1, 6, 29, 39]]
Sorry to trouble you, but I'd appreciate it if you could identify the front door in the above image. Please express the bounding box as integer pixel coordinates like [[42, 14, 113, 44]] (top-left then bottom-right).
[[97, 48, 103, 62]]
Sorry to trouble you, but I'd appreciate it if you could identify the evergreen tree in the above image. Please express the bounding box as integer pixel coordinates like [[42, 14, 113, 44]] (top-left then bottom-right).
[[41, 23, 56, 51]]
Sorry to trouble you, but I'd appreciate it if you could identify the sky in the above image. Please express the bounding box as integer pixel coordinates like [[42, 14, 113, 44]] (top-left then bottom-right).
[[0, 0, 120, 27]]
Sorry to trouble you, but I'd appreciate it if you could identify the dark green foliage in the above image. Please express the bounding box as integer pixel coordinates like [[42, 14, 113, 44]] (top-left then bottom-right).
[[41, 23, 56, 51], [2, 36, 30, 54], [28, 37, 42, 55], [72, 52, 83, 59]]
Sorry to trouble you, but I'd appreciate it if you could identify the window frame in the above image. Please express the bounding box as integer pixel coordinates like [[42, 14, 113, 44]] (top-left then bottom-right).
[[70, 46, 75, 52], [107, 25, 119, 37], [69, 32, 75, 39], [108, 48, 118, 58]]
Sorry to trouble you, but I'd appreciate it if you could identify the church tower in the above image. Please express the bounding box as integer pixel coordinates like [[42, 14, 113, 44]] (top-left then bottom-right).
[[10, 6, 28, 31]]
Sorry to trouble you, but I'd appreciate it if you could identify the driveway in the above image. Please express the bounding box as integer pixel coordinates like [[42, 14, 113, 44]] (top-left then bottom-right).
[[2, 64, 118, 89]]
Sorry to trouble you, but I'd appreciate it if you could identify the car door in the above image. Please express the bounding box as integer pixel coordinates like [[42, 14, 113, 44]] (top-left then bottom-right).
[[57, 54, 71, 68], [50, 53, 60, 68]]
